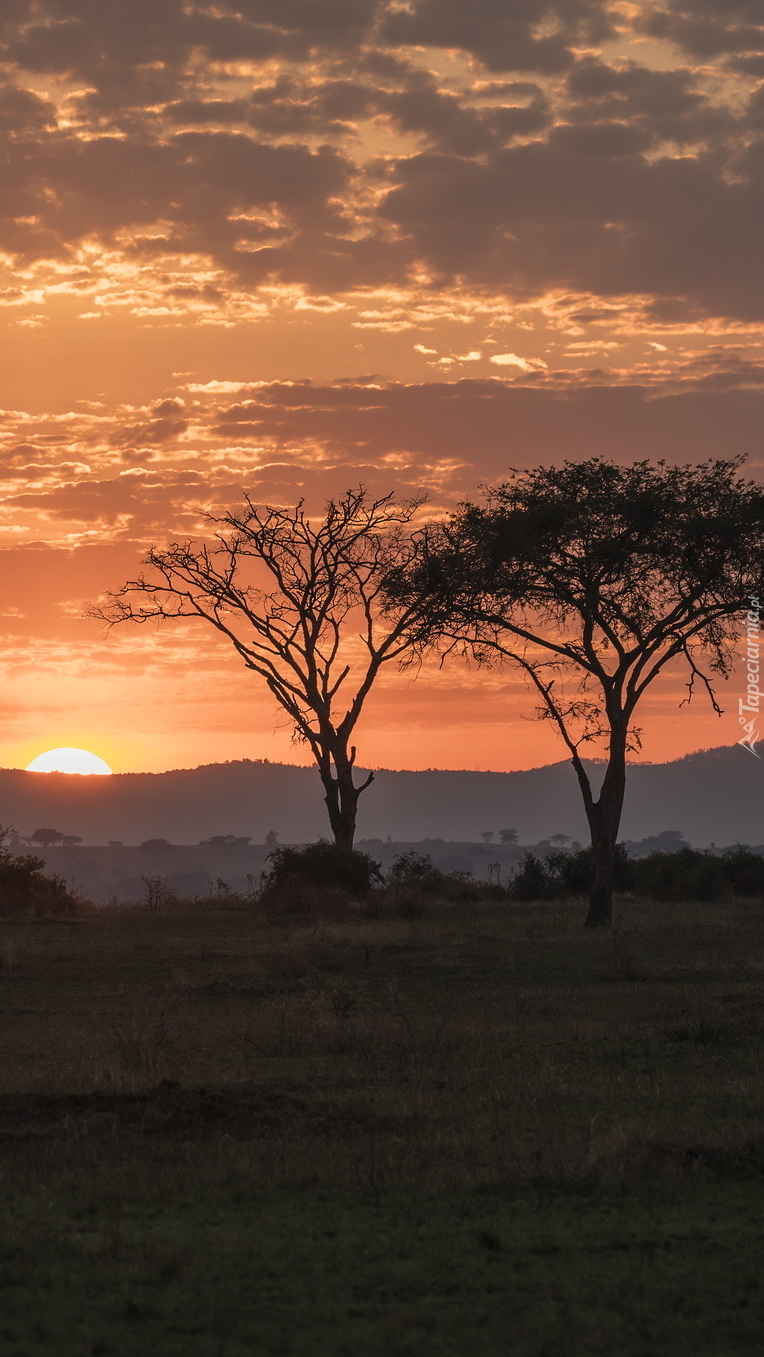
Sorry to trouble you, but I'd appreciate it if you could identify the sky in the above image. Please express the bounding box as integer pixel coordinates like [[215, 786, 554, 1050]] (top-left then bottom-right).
[[1, 0, 763, 775]]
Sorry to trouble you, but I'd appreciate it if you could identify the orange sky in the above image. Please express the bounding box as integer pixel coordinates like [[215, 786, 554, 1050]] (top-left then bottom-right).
[[1, 1, 763, 774]]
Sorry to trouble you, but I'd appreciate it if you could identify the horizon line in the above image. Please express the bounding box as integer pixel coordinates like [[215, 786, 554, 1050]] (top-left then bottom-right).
[[1, 742, 744, 779]]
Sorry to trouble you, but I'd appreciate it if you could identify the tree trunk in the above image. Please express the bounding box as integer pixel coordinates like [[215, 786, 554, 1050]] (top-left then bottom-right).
[[586, 832, 617, 927], [584, 726, 628, 928], [319, 755, 371, 852]]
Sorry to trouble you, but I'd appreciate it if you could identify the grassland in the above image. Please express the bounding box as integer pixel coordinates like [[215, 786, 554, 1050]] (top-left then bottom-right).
[[1, 893, 764, 1355]]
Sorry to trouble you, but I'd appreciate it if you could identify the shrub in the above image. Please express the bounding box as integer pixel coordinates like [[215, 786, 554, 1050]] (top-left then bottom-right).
[[509, 844, 635, 901], [507, 842, 764, 905], [259, 841, 383, 916], [387, 850, 491, 906], [388, 851, 447, 893], [633, 848, 727, 902], [718, 846, 764, 897], [509, 853, 557, 902], [545, 843, 636, 895], [382, 850, 446, 917], [0, 828, 83, 917]]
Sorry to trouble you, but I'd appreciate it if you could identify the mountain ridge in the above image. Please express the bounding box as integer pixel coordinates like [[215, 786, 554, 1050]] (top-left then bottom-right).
[[0, 743, 760, 847]]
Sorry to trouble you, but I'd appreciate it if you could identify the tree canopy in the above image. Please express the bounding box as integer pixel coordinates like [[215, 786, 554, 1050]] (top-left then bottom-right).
[[92, 488, 428, 851], [385, 458, 764, 923]]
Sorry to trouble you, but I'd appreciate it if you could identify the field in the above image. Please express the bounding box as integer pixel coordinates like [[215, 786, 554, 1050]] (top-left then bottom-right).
[[1, 893, 764, 1355]]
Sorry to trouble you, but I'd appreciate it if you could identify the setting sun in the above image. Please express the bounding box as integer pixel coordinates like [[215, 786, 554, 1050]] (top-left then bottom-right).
[[25, 748, 113, 776]]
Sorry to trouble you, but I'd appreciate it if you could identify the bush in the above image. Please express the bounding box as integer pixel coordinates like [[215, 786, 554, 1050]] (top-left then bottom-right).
[[545, 844, 636, 896], [510, 844, 635, 901], [388, 851, 448, 893], [633, 848, 728, 902], [509, 853, 558, 902], [718, 846, 764, 897], [631, 845, 764, 902], [0, 828, 84, 917], [259, 841, 383, 916], [387, 851, 491, 907], [380, 850, 450, 917], [510, 841, 764, 905]]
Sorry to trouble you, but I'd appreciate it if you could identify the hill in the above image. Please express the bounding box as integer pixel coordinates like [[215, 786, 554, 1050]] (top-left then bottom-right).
[[0, 743, 760, 847]]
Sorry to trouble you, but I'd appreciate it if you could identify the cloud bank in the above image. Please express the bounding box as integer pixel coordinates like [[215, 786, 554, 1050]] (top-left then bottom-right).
[[1, 1, 762, 772]]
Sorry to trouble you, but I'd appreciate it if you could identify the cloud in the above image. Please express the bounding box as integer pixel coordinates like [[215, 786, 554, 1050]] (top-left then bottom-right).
[[379, 0, 614, 74], [0, 81, 57, 131], [0, 1, 760, 333], [3, 1, 763, 776], [489, 353, 547, 371], [636, 2, 764, 58], [2, 359, 762, 548], [378, 132, 764, 320], [203, 371, 764, 473]]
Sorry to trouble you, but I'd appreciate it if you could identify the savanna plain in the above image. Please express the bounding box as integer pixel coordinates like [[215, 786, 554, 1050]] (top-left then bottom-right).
[[1, 889, 764, 1356]]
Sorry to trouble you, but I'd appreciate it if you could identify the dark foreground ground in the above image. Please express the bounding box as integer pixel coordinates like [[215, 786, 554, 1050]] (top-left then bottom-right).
[[1, 894, 763, 1355]]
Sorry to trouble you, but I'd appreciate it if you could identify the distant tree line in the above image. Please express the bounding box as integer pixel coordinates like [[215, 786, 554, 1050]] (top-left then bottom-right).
[[92, 458, 764, 926], [510, 843, 764, 905], [19, 828, 83, 847]]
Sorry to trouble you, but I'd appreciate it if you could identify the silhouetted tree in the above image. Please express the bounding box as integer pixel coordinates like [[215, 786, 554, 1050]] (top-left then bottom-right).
[[140, 838, 175, 855], [140, 873, 170, 911], [385, 459, 764, 925], [201, 835, 250, 847], [92, 490, 428, 852], [30, 827, 64, 847], [498, 828, 518, 844], [0, 827, 81, 917]]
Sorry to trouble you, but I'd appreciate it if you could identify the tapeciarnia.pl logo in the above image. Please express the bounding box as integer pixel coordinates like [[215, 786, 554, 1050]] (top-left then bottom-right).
[[738, 596, 761, 758]]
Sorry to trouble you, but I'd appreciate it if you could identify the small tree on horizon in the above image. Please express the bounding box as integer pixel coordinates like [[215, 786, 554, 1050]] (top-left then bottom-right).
[[30, 827, 65, 847], [384, 458, 764, 925], [91, 489, 428, 852]]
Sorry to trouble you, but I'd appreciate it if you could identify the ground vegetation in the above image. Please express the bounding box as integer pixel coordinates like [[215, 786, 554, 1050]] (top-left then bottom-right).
[[1, 888, 764, 1353]]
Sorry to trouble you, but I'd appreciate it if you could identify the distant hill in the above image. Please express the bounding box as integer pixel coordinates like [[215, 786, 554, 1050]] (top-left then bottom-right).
[[0, 744, 761, 847]]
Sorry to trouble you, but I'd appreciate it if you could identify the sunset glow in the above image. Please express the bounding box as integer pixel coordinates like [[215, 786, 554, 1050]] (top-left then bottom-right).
[[1, 2, 763, 773]]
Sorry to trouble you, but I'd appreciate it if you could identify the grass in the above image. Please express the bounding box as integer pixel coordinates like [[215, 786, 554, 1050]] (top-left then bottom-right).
[[1, 893, 764, 1354]]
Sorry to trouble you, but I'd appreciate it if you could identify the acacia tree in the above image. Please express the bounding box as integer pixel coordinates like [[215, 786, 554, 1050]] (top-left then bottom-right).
[[92, 489, 427, 852], [385, 459, 764, 925], [30, 828, 65, 847]]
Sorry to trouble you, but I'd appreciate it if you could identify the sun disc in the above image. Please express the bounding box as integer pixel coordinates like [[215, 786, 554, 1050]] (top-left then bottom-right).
[[25, 747, 113, 775]]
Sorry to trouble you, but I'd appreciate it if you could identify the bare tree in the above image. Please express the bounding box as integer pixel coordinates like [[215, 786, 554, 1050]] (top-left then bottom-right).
[[140, 873, 171, 911], [91, 489, 427, 852], [385, 459, 764, 925]]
